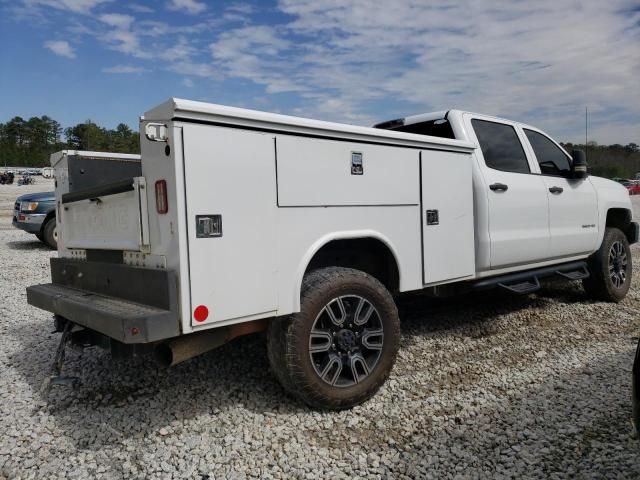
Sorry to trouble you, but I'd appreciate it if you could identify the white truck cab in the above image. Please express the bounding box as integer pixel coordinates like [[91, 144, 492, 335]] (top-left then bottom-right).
[[28, 99, 637, 409], [376, 110, 633, 275]]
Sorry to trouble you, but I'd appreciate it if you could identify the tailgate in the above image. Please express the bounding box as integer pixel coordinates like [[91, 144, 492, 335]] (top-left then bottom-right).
[[61, 177, 150, 251]]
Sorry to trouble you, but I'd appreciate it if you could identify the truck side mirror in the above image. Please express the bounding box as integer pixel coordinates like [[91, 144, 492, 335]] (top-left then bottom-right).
[[571, 149, 588, 179]]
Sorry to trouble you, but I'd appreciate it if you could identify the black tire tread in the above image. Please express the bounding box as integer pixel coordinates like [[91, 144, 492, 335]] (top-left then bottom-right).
[[42, 218, 57, 250], [267, 267, 400, 410], [582, 227, 631, 302]]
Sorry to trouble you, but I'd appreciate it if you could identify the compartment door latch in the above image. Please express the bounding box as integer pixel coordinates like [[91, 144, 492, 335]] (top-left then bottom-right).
[[196, 215, 223, 238], [351, 152, 363, 175], [426, 210, 439, 226]]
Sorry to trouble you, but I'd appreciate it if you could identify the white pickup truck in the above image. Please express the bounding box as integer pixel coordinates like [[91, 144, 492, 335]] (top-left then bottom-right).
[[27, 99, 638, 409]]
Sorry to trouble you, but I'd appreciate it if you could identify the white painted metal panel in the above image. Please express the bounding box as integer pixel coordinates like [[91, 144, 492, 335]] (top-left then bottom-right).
[[274, 206, 423, 315], [420, 151, 475, 283], [481, 169, 550, 268], [541, 176, 599, 257], [182, 125, 277, 325], [276, 136, 419, 207], [63, 179, 148, 251], [462, 114, 551, 269]]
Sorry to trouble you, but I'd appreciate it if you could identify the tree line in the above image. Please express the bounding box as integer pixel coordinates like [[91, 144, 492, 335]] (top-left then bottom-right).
[[0, 114, 638, 179], [0, 116, 140, 167], [561, 142, 640, 179]]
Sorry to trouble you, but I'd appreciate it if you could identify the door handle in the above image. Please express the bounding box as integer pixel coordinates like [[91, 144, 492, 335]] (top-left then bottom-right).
[[489, 183, 508, 192], [549, 186, 564, 194]]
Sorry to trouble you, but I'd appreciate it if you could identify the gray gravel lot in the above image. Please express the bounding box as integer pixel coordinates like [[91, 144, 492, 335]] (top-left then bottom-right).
[[1, 181, 639, 479]]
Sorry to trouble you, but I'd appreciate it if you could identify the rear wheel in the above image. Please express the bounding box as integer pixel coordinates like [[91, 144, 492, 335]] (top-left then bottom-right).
[[267, 267, 400, 410], [582, 227, 631, 302], [42, 218, 57, 250]]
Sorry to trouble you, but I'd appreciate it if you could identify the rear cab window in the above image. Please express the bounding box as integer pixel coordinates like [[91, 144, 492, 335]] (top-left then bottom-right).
[[523, 129, 571, 176], [471, 119, 530, 174], [390, 119, 456, 139]]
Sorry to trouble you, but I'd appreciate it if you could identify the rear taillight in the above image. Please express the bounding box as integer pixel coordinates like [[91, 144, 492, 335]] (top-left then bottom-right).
[[155, 180, 168, 214]]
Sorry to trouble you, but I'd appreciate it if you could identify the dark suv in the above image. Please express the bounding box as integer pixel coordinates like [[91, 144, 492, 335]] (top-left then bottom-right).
[[12, 191, 57, 249]]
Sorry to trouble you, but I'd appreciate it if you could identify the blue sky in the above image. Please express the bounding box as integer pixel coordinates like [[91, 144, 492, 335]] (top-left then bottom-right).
[[0, 0, 638, 144]]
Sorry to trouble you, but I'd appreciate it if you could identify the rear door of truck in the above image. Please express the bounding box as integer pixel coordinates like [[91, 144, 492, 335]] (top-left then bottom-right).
[[465, 114, 551, 269]]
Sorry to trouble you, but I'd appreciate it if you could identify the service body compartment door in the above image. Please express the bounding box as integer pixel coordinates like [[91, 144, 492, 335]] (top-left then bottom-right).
[[420, 150, 475, 284], [276, 135, 418, 206], [182, 124, 277, 325]]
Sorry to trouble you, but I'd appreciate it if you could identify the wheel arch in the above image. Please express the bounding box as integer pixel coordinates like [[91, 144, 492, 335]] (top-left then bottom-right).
[[292, 230, 402, 312], [39, 209, 56, 234], [605, 207, 635, 243]]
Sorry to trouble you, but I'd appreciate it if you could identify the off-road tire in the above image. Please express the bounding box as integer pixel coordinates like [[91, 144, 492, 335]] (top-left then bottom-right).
[[267, 267, 400, 410], [582, 227, 631, 302], [42, 218, 57, 250]]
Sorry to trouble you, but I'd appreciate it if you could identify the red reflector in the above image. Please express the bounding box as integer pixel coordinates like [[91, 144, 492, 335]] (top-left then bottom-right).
[[18, 215, 26, 221], [194, 305, 209, 322], [155, 180, 168, 214]]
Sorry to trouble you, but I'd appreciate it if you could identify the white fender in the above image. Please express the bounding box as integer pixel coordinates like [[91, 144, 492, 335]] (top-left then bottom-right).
[[290, 229, 403, 312]]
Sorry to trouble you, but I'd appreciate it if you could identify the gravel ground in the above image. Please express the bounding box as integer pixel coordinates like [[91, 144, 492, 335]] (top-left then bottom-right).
[[1, 181, 639, 479]]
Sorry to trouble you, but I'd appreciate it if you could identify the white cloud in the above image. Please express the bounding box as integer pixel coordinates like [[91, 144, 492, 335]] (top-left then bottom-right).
[[227, 4, 253, 15], [128, 3, 153, 13], [206, 0, 640, 142], [182, 78, 194, 87], [160, 36, 195, 61], [210, 26, 302, 92], [97, 12, 151, 58], [16, 0, 640, 143], [24, 0, 110, 14], [99, 13, 134, 29], [166, 0, 206, 15], [103, 29, 143, 56], [102, 65, 149, 74], [44, 40, 76, 58]]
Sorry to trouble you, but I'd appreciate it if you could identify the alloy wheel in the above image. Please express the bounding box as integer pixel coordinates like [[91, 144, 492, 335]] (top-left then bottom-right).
[[308, 295, 384, 387]]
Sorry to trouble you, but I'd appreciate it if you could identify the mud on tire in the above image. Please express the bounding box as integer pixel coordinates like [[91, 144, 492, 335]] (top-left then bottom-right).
[[267, 267, 400, 410]]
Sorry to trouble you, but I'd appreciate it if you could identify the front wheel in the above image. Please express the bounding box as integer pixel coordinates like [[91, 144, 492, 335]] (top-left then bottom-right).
[[267, 267, 400, 410], [41, 218, 58, 250], [582, 227, 632, 302]]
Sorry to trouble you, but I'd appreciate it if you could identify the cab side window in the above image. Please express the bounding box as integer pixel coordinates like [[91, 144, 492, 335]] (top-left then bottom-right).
[[472, 119, 530, 174], [524, 129, 571, 176]]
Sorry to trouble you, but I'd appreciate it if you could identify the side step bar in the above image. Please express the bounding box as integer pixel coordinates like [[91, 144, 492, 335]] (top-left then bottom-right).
[[473, 261, 589, 294]]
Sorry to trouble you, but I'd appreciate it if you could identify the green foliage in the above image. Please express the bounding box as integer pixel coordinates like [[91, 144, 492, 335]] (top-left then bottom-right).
[[0, 114, 636, 178], [561, 142, 640, 179], [0, 116, 140, 167]]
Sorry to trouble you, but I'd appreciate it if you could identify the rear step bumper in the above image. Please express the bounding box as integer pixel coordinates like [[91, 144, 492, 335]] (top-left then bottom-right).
[[26, 258, 181, 344], [27, 284, 178, 343], [472, 260, 589, 294]]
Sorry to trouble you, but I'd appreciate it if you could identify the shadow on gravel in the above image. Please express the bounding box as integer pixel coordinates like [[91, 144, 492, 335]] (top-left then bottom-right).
[[7, 282, 603, 455], [8, 329, 309, 449], [6, 239, 50, 251], [395, 282, 575, 340]]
